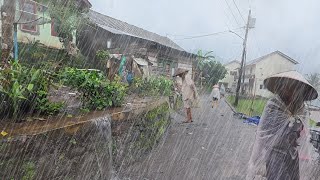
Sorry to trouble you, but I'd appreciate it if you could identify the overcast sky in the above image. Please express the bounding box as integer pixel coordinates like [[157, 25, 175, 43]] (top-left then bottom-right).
[[90, 0, 320, 74]]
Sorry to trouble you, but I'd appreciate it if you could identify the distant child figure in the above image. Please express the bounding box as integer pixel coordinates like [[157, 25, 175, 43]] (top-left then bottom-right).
[[220, 84, 226, 98], [210, 84, 220, 108]]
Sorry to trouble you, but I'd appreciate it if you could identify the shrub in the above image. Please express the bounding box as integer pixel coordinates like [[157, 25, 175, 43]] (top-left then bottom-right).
[[0, 61, 64, 120], [96, 50, 110, 61], [132, 76, 174, 97], [59, 67, 126, 110]]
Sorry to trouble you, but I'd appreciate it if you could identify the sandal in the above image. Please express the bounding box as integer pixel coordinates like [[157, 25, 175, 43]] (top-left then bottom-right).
[[183, 121, 191, 123]]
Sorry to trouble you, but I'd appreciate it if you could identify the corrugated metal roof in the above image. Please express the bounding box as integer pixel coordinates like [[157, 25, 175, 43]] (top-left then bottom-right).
[[88, 10, 185, 52]]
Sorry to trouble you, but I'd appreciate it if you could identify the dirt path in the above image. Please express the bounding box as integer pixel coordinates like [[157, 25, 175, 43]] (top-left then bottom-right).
[[119, 96, 257, 180]]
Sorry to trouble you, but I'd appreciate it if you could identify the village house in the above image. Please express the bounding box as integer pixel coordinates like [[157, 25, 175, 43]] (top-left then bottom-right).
[[221, 51, 299, 98], [77, 10, 197, 80], [243, 51, 299, 97], [0, 0, 91, 50], [219, 60, 241, 92]]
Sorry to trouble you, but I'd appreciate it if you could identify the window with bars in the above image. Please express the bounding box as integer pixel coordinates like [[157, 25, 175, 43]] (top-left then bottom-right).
[[158, 59, 177, 76], [51, 17, 61, 37], [230, 71, 237, 76], [20, 0, 38, 33]]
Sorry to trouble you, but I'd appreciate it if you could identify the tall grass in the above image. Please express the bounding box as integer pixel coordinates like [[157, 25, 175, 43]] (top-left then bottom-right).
[[227, 95, 267, 116]]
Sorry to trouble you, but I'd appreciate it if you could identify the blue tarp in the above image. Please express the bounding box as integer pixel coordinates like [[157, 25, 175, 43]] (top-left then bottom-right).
[[243, 116, 260, 125]]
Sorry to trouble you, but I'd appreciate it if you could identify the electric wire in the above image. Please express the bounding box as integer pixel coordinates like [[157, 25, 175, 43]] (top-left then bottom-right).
[[224, 0, 241, 26], [232, 0, 246, 23], [172, 27, 244, 40]]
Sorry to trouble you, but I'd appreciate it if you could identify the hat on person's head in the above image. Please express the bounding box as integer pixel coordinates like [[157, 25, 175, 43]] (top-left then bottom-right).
[[264, 70, 318, 101], [173, 68, 189, 77], [213, 84, 219, 88]]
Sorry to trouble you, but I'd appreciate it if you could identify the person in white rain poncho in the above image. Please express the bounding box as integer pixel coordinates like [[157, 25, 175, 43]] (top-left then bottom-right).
[[220, 84, 226, 98], [246, 71, 318, 180], [210, 84, 220, 108], [173, 68, 199, 123]]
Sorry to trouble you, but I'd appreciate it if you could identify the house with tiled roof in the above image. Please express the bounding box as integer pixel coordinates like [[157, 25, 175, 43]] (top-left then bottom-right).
[[77, 10, 197, 78]]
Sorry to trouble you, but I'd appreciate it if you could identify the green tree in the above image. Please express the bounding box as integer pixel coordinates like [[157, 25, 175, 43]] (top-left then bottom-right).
[[193, 50, 215, 82], [197, 50, 215, 69], [36, 0, 90, 47], [201, 60, 227, 86]]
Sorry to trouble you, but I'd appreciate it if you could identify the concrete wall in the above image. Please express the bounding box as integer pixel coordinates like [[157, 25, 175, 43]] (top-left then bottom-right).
[[220, 61, 240, 90], [0, 97, 171, 180], [17, 25, 64, 49], [112, 101, 171, 173], [0, 118, 113, 179], [253, 53, 296, 97]]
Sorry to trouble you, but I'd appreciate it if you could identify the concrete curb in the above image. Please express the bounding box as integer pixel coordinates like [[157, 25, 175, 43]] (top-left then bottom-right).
[[1, 97, 169, 138]]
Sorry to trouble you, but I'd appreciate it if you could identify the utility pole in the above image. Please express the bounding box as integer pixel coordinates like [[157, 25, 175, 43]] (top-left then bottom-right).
[[241, 51, 247, 94], [234, 9, 252, 106]]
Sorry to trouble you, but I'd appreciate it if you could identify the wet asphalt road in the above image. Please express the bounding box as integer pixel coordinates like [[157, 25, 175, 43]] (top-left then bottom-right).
[[120, 97, 257, 180]]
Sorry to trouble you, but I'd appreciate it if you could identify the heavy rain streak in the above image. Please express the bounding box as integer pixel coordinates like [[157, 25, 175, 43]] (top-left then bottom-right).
[[0, 0, 320, 179]]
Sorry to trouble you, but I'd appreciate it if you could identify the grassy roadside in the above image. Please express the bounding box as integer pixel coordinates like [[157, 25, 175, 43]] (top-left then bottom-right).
[[226, 95, 267, 116]]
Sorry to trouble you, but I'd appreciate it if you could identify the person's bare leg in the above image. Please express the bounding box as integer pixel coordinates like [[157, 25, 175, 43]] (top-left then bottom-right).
[[184, 108, 192, 123], [188, 108, 193, 122], [213, 100, 217, 108], [184, 108, 189, 123]]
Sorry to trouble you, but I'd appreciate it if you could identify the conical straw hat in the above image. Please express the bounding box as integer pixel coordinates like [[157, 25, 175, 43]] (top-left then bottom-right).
[[264, 70, 318, 101], [173, 68, 189, 77]]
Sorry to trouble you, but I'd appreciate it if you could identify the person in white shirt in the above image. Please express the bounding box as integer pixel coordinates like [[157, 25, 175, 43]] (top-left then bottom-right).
[[220, 84, 226, 98], [210, 84, 220, 108], [173, 68, 198, 123]]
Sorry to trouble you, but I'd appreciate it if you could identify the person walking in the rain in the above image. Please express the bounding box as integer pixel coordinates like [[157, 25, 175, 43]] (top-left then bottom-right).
[[173, 68, 198, 123], [246, 71, 318, 180], [210, 84, 220, 108], [220, 84, 226, 98]]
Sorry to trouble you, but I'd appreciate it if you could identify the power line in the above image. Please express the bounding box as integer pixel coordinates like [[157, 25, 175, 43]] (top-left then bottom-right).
[[173, 27, 244, 40], [174, 30, 229, 40], [224, 0, 240, 26], [232, 0, 246, 23], [166, 33, 194, 38], [217, 0, 233, 29]]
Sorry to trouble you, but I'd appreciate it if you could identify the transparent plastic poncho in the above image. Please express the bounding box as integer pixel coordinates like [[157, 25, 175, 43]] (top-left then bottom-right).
[[246, 95, 317, 180]]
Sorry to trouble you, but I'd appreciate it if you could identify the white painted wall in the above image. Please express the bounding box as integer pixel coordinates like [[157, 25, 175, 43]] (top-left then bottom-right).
[[253, 53, 296, 97], [220, 61, 240, 89]]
